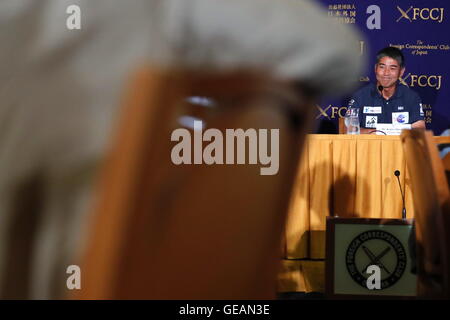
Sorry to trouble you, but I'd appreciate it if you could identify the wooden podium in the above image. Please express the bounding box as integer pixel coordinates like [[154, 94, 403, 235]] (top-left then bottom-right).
[[278, 134, 450, 293]]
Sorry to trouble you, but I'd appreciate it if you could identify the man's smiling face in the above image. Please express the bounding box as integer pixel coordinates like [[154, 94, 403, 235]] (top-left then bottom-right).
[[375, 56, 405, 89]]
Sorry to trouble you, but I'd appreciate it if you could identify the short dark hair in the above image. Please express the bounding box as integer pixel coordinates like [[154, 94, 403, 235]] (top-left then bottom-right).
[[376, 46, 405, 68]]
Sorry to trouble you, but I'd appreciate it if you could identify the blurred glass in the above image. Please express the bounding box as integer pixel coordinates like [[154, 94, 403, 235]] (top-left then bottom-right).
[[345, 107, 360, 135]]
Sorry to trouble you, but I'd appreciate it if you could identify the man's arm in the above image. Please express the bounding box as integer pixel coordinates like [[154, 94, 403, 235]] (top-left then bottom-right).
[[360, 127, 376, 134]]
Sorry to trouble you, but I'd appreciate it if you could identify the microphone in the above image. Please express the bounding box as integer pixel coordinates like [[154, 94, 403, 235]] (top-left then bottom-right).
[[378, 85, 383, 93], [394, 170, 407, 219]]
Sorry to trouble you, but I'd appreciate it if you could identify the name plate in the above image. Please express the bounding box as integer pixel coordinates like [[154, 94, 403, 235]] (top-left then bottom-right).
[[375, 123, 411, 135]]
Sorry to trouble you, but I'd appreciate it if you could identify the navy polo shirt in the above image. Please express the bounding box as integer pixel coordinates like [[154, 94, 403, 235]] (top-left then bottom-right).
[[347, 83, 424, 129]]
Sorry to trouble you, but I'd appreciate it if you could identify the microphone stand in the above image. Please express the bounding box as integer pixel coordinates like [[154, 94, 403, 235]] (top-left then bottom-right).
[[394, 170, 407, 219]]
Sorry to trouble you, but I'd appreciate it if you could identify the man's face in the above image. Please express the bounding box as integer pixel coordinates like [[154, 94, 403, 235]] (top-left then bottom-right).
[[375, 56, 405, 88]]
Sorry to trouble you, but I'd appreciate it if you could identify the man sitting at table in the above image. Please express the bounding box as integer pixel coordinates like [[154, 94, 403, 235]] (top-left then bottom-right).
[[346, 46, 425, 134]]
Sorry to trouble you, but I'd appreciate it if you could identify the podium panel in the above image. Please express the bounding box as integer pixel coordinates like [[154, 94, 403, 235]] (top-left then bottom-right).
[[326, 217, 416, 298]]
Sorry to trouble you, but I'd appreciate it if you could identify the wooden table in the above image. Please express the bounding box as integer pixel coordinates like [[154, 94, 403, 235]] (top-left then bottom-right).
[[277, 134, 450, 293]]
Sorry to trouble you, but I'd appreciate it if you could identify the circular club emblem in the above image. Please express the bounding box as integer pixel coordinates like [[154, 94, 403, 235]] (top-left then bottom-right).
[[345, 230, 407, 289], [396, 114, 406, 123]]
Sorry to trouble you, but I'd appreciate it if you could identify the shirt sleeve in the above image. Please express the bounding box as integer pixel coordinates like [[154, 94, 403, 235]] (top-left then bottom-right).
[[346, 96, 359, 111], [410, 92, 425, 124]]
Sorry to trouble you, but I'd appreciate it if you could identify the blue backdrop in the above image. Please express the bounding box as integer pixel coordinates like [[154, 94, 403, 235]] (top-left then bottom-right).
[[315, 0, 450, 134]]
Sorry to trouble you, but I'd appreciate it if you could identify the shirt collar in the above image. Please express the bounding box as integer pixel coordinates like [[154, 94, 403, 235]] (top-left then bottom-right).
[[371, 82, 404, 100]]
